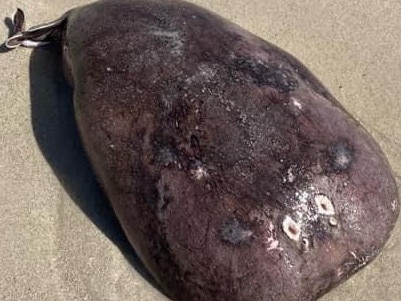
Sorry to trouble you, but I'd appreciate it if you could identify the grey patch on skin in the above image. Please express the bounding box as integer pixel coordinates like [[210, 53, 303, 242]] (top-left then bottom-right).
[[154, 146, 178, 166], [328, 139, 355, 172], [184, 63, 217, 84], [156, 180, 168, 218], [151, 30, 184, 57], [189, 160, 208, 180], [197, 64, 217, 81], [160, 95, 173, 114], [221, 218, 253, 245]]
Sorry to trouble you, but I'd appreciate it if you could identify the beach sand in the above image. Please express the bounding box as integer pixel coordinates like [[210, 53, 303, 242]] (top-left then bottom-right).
[[1, 0, 400, 300]]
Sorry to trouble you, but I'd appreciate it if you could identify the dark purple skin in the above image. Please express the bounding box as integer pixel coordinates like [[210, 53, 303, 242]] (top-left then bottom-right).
[[5, 1, 399, 300]]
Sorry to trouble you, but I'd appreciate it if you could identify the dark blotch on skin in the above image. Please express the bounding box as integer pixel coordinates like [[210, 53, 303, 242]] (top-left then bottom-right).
[[190, 134, 200, 150], [188, 159, 203, 170], [221, 218, 252, 245], [327, 139, 355, 172], [154, 145, 178, 166], [232, 57, 299, 92]]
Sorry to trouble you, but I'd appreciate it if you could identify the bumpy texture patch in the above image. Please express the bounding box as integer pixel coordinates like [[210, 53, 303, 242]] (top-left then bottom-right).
[[58, 0, 399, 300]]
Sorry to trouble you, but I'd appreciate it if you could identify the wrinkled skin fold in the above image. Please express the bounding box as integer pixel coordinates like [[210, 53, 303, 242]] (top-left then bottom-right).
[[5, 1, 399, 300]]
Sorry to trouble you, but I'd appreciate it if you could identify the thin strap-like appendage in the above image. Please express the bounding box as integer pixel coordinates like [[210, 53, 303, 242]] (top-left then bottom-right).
[[4, 8, 69, 49]]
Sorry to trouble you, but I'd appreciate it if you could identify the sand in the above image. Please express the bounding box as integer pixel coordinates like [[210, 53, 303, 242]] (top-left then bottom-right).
[[1, 0, 400, 300]]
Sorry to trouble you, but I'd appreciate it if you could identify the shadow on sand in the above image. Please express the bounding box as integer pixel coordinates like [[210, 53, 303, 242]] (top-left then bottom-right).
[[28, 44, 162, 293]]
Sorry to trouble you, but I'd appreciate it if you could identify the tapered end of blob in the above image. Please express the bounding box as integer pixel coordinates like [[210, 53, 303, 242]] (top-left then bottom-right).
[[12, 8, 25, 33], [3, 8, 68, 49], [4, 8, 26, 49]]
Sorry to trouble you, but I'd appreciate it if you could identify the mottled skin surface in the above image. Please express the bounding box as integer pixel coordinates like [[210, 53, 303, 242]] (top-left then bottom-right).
[[26, 0, 400, 300]]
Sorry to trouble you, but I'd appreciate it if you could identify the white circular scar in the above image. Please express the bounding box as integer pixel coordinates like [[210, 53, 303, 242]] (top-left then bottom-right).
[[282, 215, 301, 241], [314, 194, 335, 215]]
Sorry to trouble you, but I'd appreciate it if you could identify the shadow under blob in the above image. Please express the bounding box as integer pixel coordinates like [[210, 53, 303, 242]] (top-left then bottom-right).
[[29, 44, 163, 294], [0, 17, 14, 53]]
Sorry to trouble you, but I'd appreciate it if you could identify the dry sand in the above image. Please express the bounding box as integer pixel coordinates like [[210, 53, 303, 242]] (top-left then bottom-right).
[[1, 0, 400, 300]]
